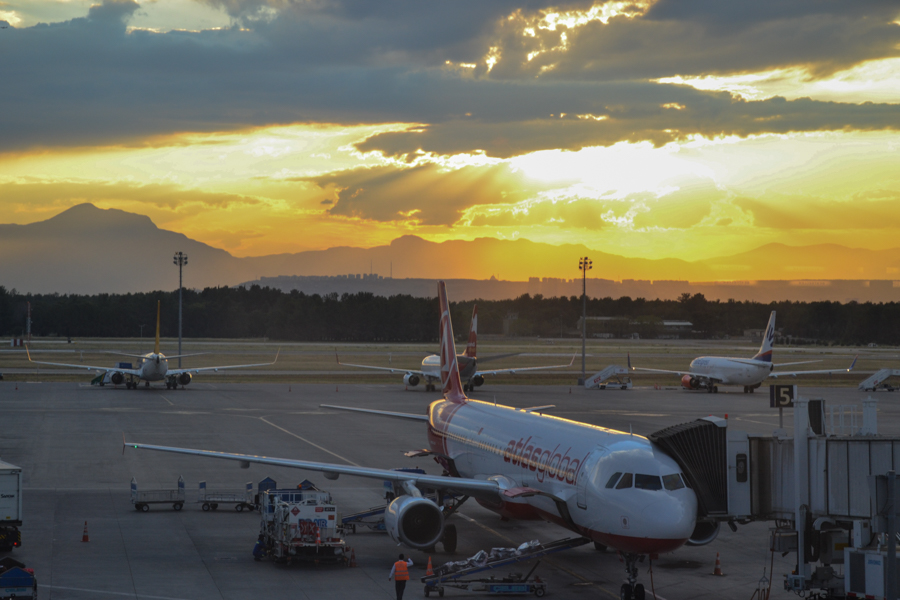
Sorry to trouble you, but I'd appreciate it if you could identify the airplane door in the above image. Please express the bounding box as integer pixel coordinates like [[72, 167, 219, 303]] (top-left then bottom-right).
[[576, 447, 606, 510]]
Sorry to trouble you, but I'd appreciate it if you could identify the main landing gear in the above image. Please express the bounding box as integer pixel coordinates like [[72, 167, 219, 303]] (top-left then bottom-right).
[[620, 553, 646, 600], [706, 384, 718, 394]]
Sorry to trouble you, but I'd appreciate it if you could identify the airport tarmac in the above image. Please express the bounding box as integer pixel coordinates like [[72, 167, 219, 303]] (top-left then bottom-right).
[[0, 381, 896, 599]]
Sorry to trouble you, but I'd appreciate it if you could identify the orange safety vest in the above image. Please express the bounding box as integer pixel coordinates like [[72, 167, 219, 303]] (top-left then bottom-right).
[[393, 560, 410, 581]]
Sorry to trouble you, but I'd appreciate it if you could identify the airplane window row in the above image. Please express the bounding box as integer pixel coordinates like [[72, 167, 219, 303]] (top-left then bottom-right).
[[605, 472, 686, 491]]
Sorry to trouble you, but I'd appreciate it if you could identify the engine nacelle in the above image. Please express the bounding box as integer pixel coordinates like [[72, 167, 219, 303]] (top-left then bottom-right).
[[403, 373, 420, 387], [471, 375, 485, 387], [384, 495, 444, 550], [681, 375, 701, 390], [110, 372, 125, 385], [178, 373, 192, 386], [686, 520, 720, 546]]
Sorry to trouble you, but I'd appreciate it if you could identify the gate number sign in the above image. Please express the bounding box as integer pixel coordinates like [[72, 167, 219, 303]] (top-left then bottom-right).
[[769, 384, 795, 408]]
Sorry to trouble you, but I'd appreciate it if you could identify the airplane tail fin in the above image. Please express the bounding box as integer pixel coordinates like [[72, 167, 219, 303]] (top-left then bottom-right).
[[154, 301, 161, 355], [752, 311, 776, 362], [438, 281, 467, 403], [464, 304, 477, 358]]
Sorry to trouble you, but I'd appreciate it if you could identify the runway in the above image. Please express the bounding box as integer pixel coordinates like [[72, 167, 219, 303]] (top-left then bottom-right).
[[0, 381, 895, 599]]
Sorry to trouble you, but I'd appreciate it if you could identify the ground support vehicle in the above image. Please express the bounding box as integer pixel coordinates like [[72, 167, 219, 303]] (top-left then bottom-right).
[[258, 481, 348, 565], [0, 557, 36, 600], [197, 481, 256, 512], [0, 462, 22, 553], [421, 537, 590, 597], [341, 505, 386, 533], [130, 476, 185, 512]]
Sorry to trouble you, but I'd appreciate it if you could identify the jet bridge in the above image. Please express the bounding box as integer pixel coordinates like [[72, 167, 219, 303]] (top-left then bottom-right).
[[652, 392, 900, 599]]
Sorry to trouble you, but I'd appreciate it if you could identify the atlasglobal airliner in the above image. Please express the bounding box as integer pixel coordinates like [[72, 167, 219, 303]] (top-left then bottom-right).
[[128, 282, 705, 599]]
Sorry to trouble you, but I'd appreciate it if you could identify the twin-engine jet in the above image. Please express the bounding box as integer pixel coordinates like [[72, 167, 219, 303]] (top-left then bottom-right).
[[127, 283, 708, 599], [629, 311, 856, 393], [27, 301, 278, 389], [337, 304, 574, 392]]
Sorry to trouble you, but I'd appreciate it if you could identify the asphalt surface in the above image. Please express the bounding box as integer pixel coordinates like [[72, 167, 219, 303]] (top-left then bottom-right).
[[0, 381, 896, 599]]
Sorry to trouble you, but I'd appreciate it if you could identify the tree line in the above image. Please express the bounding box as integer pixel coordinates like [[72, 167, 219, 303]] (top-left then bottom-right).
[[0, 285, 898, 345]]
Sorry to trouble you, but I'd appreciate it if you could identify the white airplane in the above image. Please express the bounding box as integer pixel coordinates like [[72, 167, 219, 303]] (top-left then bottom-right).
[[127, 282, 708, 599], [628, 311, 856, 393], [27, 301, 278, 389], [337, 304, 574, 392]]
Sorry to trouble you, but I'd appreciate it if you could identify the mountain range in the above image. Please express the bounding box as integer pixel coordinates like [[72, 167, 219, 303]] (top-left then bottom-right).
[[1, 204, 898, 295]]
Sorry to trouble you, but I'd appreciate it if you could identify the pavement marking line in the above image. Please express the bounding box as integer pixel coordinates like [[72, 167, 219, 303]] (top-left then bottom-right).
[[258, 416, 362, 466], [43, 585, 194, 600], [456, 513, 619, 599], [160, 395, 174, 406]]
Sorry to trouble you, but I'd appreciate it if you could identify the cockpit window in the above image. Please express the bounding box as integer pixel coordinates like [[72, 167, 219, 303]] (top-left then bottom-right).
[[615, 473, 633, 489], [634, 474, 663, 490], [663, 473, 685, 491], [605, 472, 622, 489]]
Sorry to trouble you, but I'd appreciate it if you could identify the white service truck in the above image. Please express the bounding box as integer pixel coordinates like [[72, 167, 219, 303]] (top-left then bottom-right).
[[0, 460, 22, 552]]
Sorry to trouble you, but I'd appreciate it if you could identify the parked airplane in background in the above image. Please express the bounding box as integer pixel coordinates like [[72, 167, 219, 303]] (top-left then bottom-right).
[[128, 282, 710, 599], [628, 311, 856, 393], [27, 301, 278, 389], [337, 304, 574, 391]]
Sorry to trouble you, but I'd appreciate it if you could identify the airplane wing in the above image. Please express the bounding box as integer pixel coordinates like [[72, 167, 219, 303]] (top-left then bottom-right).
[[167, 349, 280, 376], [320, 404, 429, 422], [769, 356, 857, 378], [335, 353, 432, 378], [124, 441, 502, 500], [26, 346, 143, 376], [476, 354, 575, 377], [626, 354, 720, 381]]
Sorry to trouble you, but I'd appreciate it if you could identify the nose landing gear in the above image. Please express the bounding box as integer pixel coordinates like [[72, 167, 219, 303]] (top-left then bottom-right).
[[620, 554, 646, 600]]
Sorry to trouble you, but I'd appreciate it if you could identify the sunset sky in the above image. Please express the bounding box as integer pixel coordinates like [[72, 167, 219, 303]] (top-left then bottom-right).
[[1, 0, 899, 263]]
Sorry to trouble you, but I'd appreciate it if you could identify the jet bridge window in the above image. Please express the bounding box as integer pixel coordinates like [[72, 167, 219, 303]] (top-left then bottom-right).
[[662, 473, 685, 491], [634, 474, 663, 491], [615, 473, 633, 489], [605, 472, 623, 488]]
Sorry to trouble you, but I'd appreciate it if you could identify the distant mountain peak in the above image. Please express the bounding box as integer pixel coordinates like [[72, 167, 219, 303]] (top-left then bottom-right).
[[44, 202, 157, 230]]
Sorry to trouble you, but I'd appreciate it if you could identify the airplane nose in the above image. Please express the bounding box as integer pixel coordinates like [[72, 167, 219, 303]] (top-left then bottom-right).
[[640, 494, 696, 541]]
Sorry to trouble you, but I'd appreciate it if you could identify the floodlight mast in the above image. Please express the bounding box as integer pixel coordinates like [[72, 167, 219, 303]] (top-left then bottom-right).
[[578, 256, 592, 385], [173, 252, 188, 367]]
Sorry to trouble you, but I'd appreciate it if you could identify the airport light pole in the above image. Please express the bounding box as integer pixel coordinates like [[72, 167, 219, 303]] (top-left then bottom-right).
[[579, 256, 592, 385], [173, 252, 188, 367]]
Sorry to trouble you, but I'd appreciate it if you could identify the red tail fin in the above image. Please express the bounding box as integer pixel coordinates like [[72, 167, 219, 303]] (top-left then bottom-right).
[[438, 281, 467, 403], [464, 304, 477, 358]]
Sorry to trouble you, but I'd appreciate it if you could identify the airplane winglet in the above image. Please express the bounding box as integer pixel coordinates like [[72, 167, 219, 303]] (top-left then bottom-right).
[[849, 355, 858, 371], [25, 344, 33, 362], [627, 353, 632, 371], [122, 433, 127, 456]]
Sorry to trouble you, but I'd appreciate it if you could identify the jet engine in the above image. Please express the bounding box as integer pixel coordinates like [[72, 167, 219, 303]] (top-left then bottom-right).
[[178, 373, 192, 386], [384, 495, 444, 549], [403, 373, 420, 387], [471, 375, 485, 387], [681, 375, 701, 390], [686, 520, 720, 546], [110, 372, 125, 385]]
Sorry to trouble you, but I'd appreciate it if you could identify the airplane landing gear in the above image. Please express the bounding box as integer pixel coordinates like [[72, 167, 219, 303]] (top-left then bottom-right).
[[706, 384, 718, 393], [619, 554, 646, 600]]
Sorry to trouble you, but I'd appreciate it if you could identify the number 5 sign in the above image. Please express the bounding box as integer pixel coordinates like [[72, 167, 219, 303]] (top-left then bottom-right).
[[769, 384, 796, 408]]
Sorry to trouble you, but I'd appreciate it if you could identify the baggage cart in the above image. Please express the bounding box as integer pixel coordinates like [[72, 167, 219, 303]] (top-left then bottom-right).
[[197, 481, 256, 512], [0, 557, 36, 600], [130, 476, 185, 512]]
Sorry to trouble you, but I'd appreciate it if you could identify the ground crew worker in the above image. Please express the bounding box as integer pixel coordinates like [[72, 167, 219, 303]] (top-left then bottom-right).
[[389, 553, 413, 600]]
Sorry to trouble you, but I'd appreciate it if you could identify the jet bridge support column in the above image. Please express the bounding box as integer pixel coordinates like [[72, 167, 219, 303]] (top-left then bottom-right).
[[789, 398, 811, 590]]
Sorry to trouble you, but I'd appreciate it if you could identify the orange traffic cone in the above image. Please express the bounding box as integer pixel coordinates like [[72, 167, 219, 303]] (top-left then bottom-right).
[[82, 521, 90, 542], [316, 526, 321, 546], [713, 552, 724, 576], [426, 556, 434, 577], [349, 548, 358, 567]]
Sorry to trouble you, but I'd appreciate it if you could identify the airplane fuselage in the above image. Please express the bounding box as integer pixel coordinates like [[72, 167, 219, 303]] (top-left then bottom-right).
[[136, 353, 169, 381], [427, 398, 697, 554], [687, 357, 773, 387], [422, 354, 477, 382]]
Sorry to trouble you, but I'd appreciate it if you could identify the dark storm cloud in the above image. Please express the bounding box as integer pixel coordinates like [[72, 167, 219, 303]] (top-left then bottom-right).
[[303, 162, 541, 225], [0, 0, 898, 155]]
